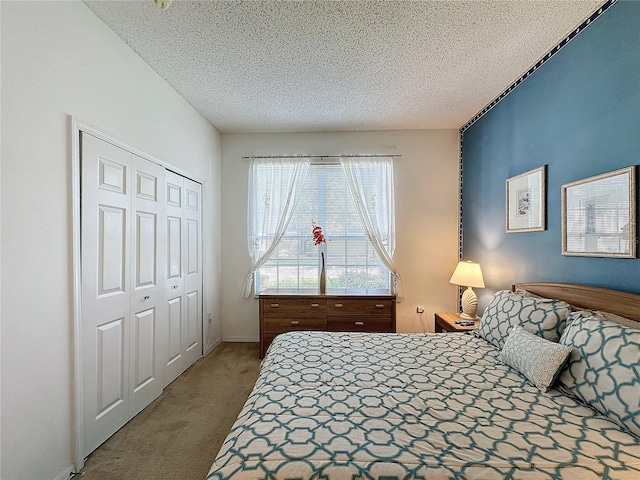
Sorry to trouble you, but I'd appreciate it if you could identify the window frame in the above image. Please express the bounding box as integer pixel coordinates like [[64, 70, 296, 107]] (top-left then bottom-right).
[[255, 161, 391, 292]]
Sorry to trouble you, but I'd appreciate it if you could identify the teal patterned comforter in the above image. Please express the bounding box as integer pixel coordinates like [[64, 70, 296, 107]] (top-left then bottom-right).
[[207, 331, 640, 479]]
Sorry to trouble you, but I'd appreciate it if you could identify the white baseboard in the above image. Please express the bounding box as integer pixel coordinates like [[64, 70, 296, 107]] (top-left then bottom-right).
[[222, 336, 259, 342], [53, 465, 74, 480], [203, 337, 222, 356]]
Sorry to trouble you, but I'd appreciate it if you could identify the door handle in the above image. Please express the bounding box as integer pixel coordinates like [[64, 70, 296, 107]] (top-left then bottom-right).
[[142, 295, 150, 301], [172, 285, 178, 289]]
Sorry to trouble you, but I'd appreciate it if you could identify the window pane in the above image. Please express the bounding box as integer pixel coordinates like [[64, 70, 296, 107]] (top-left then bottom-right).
[[256, 164, 389, 292]]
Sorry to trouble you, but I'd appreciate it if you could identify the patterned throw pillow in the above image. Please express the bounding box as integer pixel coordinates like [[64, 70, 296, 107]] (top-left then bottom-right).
[[498, 325, 573, 392], [474, 290, 572, 349], [559, 313, 640, 438]]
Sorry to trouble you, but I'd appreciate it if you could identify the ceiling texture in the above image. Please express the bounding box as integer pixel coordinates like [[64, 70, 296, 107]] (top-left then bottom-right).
[[84, 0, 604, 133]]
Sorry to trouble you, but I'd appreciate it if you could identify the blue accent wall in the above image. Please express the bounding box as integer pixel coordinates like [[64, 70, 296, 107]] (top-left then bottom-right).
[[462, 0, 640, 309]]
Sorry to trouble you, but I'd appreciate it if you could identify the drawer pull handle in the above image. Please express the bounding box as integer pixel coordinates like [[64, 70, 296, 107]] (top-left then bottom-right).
[[290, 321, 300, 326], [375, 304, 385, 309], [355, 321, 365, 326], [334, 303, 343, 308], [310, 303, 319, 308], [270, 303, 279, 308]]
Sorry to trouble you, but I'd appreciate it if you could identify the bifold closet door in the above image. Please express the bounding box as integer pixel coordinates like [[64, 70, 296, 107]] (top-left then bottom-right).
[[81, 133, 166, 456], [164, 171, 203, 386]]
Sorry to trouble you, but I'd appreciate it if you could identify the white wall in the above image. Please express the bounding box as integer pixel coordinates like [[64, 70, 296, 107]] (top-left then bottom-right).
[[220, 130, 460, 341], [0, 2, 222, 479]]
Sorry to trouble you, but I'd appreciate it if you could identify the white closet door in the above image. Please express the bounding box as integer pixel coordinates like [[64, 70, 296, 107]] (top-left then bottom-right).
[[163, 172, 203, 386], [129, 154, 166, 417], [164, 171, 186, 385], [81, 134, 166, 457], [81, 134, 133, 456], [182, 177, 203, 368]]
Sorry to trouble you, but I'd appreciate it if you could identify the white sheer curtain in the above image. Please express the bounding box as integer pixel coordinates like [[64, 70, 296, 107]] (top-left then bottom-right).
[[243, 158, 311, 297], [341, 157, 404, 300]]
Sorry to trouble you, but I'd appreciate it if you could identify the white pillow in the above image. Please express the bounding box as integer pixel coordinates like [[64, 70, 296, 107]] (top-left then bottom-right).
[[499, 325, 572, 392]]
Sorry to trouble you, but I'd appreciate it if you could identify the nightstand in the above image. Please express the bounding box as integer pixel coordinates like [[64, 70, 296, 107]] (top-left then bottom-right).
[[434, 312, 480, 333]]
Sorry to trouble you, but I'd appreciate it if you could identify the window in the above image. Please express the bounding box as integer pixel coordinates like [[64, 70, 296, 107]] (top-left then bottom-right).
[[255, 164, 389, 291]]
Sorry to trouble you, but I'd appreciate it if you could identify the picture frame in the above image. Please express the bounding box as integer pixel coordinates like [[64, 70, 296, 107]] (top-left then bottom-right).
[[506, 165, 546, 233], [562, 166, 636, 258]]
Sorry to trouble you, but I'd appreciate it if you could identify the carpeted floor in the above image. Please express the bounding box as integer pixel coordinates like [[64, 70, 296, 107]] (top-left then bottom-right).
[[79, 342, 261, 480]]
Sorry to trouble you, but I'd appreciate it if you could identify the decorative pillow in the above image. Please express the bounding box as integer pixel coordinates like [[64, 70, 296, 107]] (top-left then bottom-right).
[[559, 314, 640, 438], [474, 290, 572, 349], [498, 325, 573, 392]]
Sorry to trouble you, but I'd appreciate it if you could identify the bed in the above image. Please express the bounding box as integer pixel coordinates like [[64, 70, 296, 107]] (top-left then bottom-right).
[[207, 283, 640, 479]]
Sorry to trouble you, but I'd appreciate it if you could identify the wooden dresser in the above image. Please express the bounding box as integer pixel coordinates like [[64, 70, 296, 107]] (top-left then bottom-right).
[[258, 289, 396, 357]]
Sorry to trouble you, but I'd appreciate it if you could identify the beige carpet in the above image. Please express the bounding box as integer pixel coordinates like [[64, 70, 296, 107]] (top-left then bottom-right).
[[79, 342, 261, 480]]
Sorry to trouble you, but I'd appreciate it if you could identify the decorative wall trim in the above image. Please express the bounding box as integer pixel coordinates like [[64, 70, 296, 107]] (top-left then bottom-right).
[[458, 129, 464, 261], [456, 129, 464, 311], [460, 0, 617, 133]]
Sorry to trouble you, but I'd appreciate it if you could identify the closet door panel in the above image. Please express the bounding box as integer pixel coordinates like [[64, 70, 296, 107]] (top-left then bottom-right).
[[96, 318, 125, 417], [167, 216, 182, 280], [183, 178, 203, 367], [164, 171, 186, 385], [81, 133, 131, 456], [186, 219, 199, 275], [98, 206, 127, 296], [185, 290, 200, 353], [167, 296, 183, 364], [129, 155, 165, 417], [135, 212, 157, 288], [132, 308, 156, 392]]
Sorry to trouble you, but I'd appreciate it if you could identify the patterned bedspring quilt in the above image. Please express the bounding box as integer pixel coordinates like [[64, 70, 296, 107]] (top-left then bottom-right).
[[207, 331, 640, 479]]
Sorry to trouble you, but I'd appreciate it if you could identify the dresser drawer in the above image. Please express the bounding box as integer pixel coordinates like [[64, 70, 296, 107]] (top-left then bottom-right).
[[327, 298, 393, 316], [262, 298, 326, 317], [327, 316, 393, 332], [263, 316, 326, 332]]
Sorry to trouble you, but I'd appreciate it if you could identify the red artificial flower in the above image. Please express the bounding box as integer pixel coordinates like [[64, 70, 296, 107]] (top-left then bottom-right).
[[311, 222, 325, 245]]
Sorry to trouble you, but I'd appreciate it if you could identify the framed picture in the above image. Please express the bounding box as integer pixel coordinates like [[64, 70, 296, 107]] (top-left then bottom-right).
[[562, 166, 636, 258], [506, 165, 546, 233]]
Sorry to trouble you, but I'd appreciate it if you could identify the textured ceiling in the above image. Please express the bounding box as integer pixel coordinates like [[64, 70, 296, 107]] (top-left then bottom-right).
[[84, 0, 604, 133]]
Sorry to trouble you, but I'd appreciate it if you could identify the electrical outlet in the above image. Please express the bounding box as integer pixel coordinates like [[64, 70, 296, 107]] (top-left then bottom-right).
[[416, 306, 425, 314]]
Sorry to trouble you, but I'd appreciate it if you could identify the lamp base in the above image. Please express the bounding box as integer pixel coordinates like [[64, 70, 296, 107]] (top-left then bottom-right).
[[460, 287, 479, 320]]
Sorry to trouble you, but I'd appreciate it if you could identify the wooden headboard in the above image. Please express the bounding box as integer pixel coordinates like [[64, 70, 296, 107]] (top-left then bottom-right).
[[513, 282, 640, 323]]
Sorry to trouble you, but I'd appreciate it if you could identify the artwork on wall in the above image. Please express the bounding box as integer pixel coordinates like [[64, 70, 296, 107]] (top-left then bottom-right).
[[562, 166, 636, 258], [506, 165, 546, 233]]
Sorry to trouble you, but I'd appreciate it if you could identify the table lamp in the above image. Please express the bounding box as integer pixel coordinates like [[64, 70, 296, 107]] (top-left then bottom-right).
[[449, 261, 485, 320]]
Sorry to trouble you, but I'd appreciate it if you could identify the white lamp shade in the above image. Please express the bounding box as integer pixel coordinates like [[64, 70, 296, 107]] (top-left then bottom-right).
[[449, 261, 485, 288], [450, 261, 484, 319]]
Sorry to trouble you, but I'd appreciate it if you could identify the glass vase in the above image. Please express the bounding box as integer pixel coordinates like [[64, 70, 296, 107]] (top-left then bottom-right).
[[319, 251, 326, 294]]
